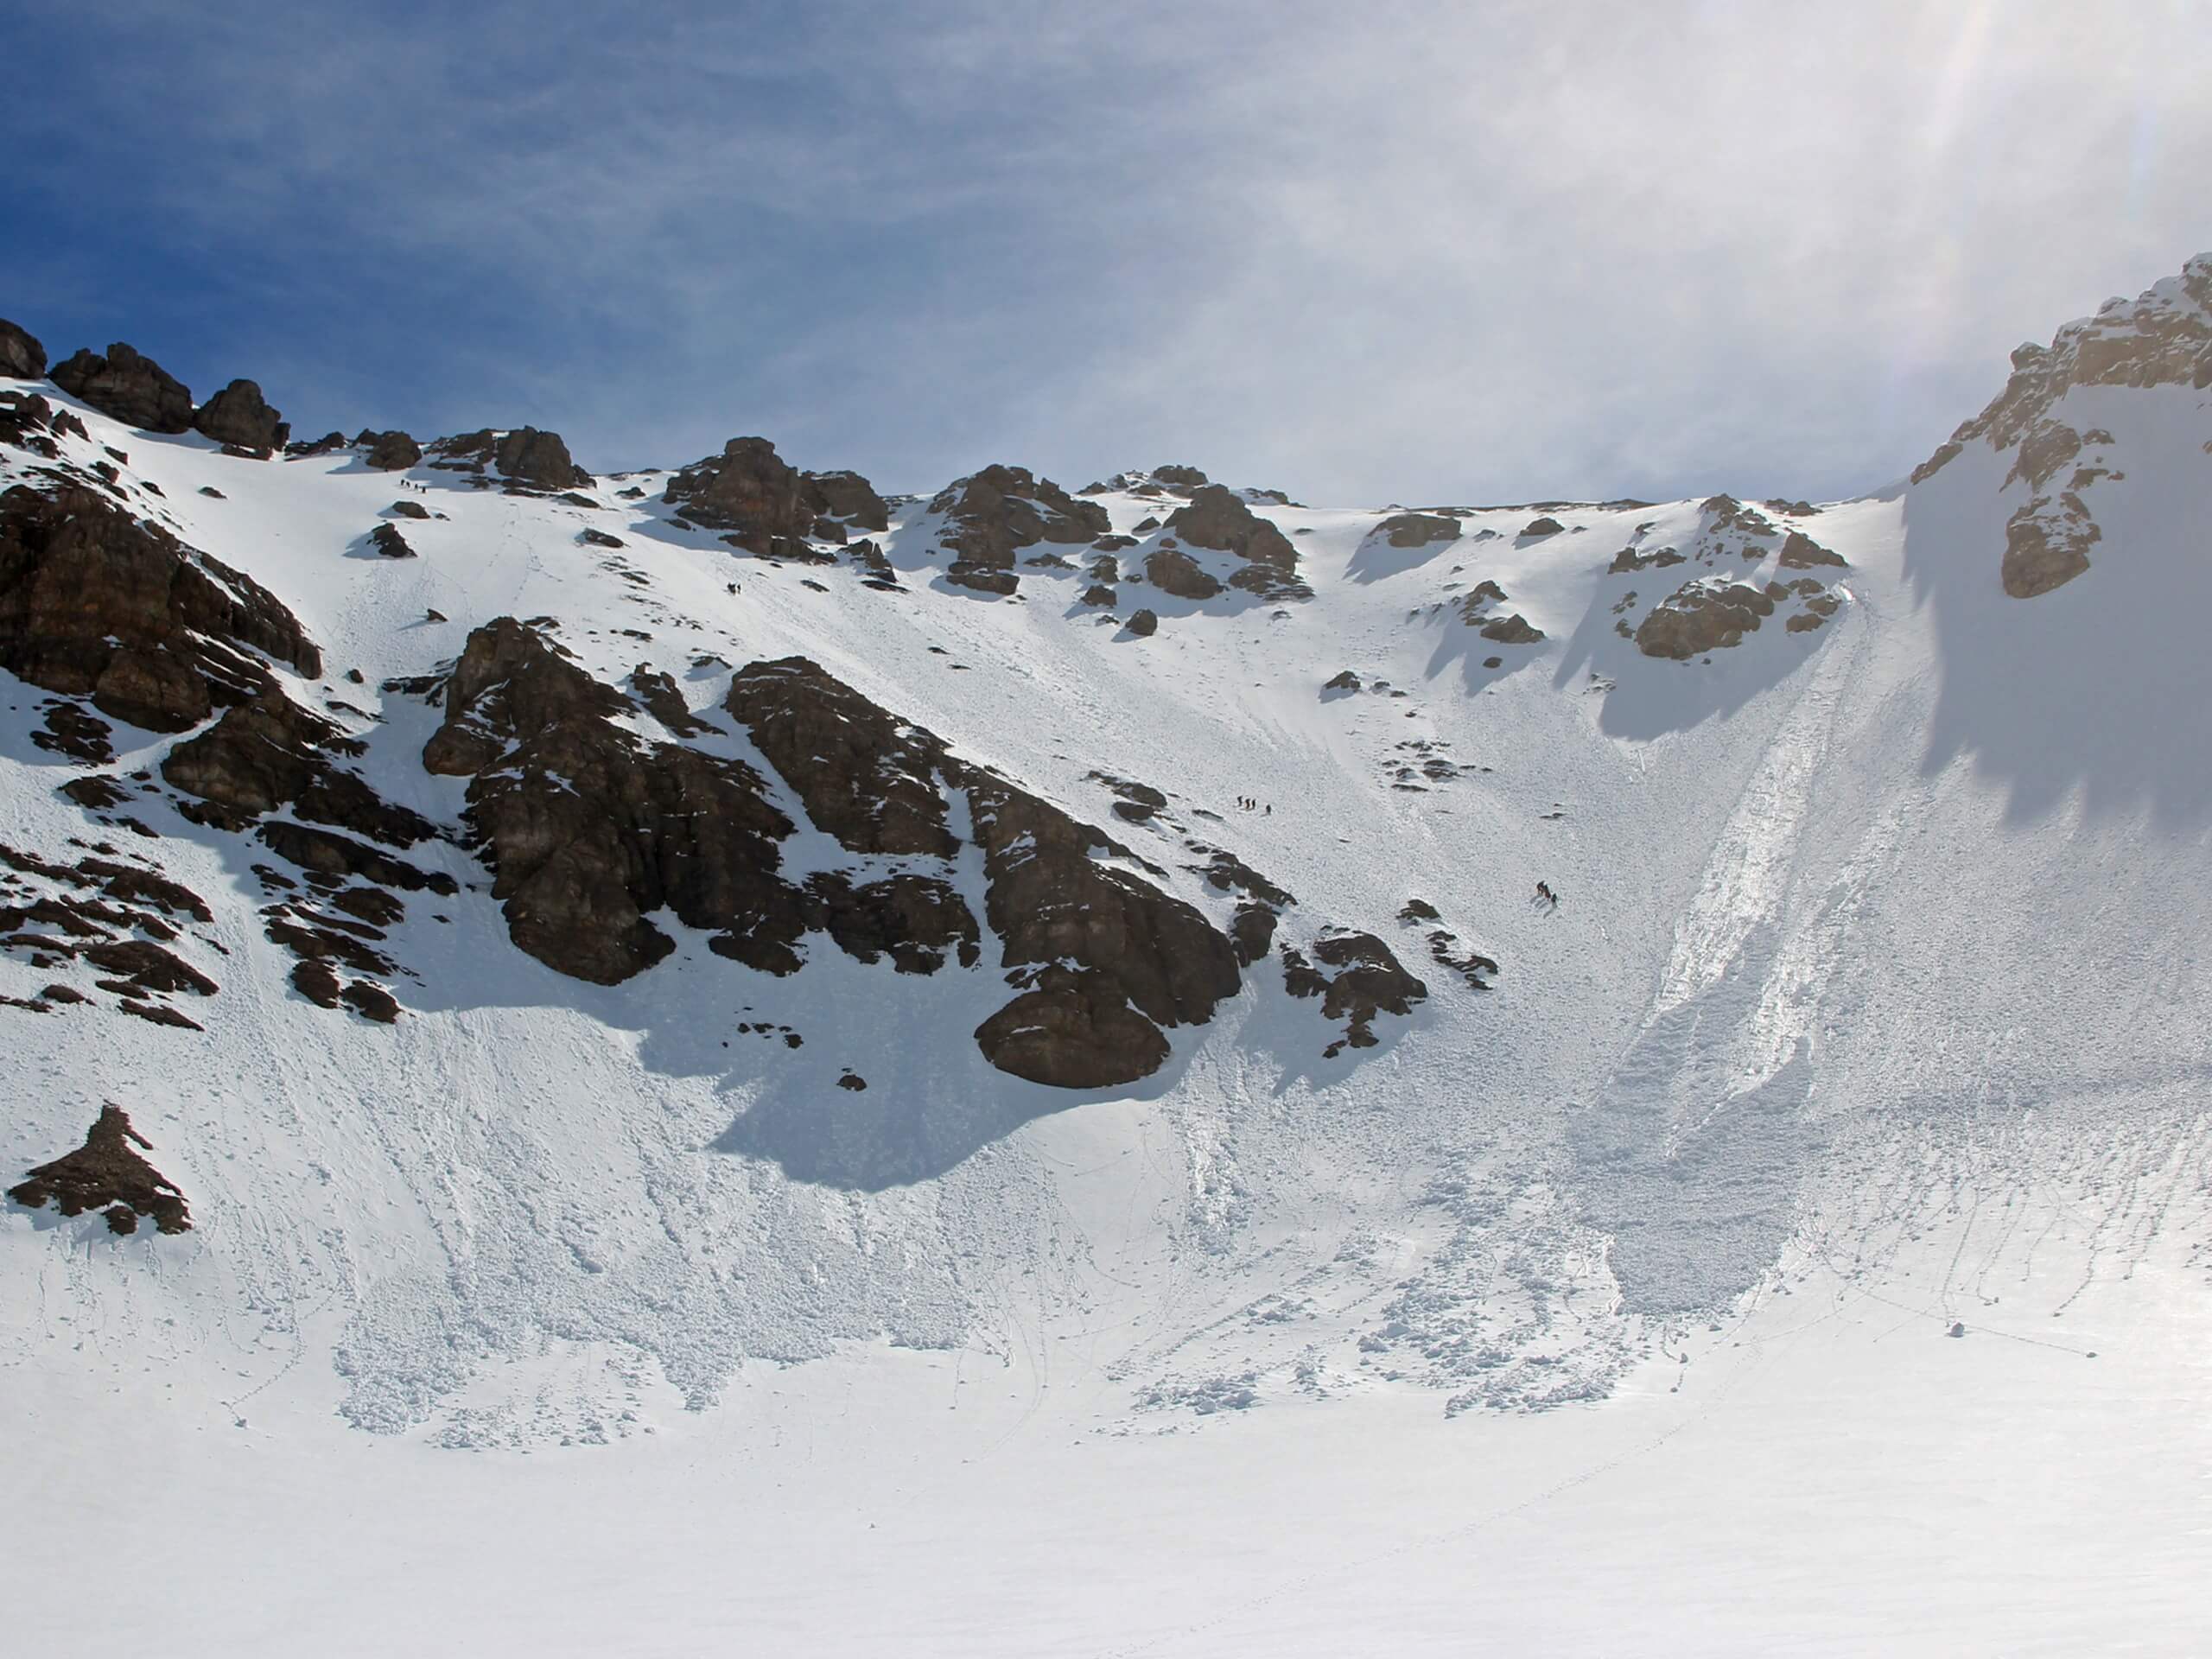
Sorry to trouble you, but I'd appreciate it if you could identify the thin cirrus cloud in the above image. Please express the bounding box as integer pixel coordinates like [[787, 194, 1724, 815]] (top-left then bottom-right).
[[3, 0, 2206, 506]]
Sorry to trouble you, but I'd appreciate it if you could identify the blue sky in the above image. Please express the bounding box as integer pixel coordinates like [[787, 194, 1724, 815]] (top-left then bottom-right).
[[6, 0, 2208, 504]]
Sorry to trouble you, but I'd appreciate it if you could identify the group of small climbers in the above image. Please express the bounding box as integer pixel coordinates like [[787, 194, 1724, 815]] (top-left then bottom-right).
[[1236, 796, 1270, 815]]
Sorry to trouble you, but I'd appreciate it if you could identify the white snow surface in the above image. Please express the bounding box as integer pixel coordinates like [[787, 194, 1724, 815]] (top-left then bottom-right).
[[3, 355, 2211, 1655]]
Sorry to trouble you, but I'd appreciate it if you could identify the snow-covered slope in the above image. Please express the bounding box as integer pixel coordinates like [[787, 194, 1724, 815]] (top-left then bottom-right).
[[3, 259, 2209, 1655]]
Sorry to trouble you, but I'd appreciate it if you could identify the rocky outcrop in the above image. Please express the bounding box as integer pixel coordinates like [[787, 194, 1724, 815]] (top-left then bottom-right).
[[807, 469, 890, 532], [1777, 531, 1847, 570], [1145, 547, 1223, 600], [494, 427, 590, 490], [1375, 512, 1460, 548], [961, 767, 1238, 1088], [423, 620, 801, 983], [1478, 612, 1545, 645], [368, 523, 416, 559], [1164, 486, 1306, 599], [1126, 608, 1159, 637], [359, 430, 423, 472], [724, 658, 958, 857], [420, 626, 1326, 1088], [0, 391, 85, 461], [1281, 932, 1427, 1057], [1904, 254, 2209, 600], [1635, 581, 1777, 658], [9, 1105, 189, 1236], [1521, 515, 1565, 537], [426, 427, 590, 491], [1932, 255, 2212, 463], [664, 436, 816, 555], [0, 317, 46, 380], [0, 484, 321, 731], [192, 379, 289, 456], [48, 343, 194, 433], [163, 690, 437, 849], [930, 465, 1109, 594], [2000, 493, 2100, 598]]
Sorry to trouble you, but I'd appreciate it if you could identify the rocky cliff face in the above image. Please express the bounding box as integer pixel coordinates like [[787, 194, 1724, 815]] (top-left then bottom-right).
[[412, 623, 1331, 1085], [0, 484, 321, 730], [1164, 486, 1308, 600], [1912, 252, 2212, 599], [48, 342, 194, 434], [0, 317, 46, 380], [192, 379, 289, 457], [928, 465, 1109, 594], [664, 435, 820, 555]]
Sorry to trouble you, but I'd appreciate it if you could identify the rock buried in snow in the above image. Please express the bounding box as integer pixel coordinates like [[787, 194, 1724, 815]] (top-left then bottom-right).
[[9, 1104, 190, 1235], [1126, 608, 1158, 637]]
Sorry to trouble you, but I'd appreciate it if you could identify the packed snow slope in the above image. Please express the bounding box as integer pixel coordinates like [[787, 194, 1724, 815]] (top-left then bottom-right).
[[3, 258, 2210, 1656]]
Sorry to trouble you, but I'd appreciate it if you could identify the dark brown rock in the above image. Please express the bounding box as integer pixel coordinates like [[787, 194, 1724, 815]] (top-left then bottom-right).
[[1375, 512, 1460, 548], [81, 938, 216, 997], [286, 430, 348, 458], [1126, 608, 1158, 637], [724, 658, 957, 856], [0, 484, 321, 731], [975, 983, 1168, 1089], [424, 620, 803, 984], [806, 469, 890, 532], [1145, 546, 1223, 600], [0, 318, 47, 380], [664, 436, 816, 555], [34, 701, 113, 763], [493, 427, 591, 490], [1777, 531, 1847, 570], [1910, 441, 1962, 485], [2000, 493, 2099, 598], [803, 871, 979, 975], [191, 379, 289, 456], [1282, 932, 1427, 1053], [360, 430, 423, 471], [1521, 516, 1565, 537], [340, 982, 400, 1023], [1635, 581, 1777, 658], [929, 465, 1109, 593], [10, 1105, 189, 1235], [164, 690, 436, 848], [389, 499, 430, 520], [290, 958, 341, 1007], [368, 523, 416, 559], [256, 822, 454, 893], [1478, 612, 1545, 645], [960, 768, 1237, 1039], [48, 343, 193, 433], [1164, 486, 1305, 598]]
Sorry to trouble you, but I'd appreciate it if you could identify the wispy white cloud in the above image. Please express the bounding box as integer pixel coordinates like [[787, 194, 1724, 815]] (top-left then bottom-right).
[[8, 0, 2208, 502]]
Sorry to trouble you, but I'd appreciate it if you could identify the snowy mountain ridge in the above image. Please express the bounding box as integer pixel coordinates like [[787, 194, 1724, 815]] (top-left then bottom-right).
[[3, 256, 2210, 1653]]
